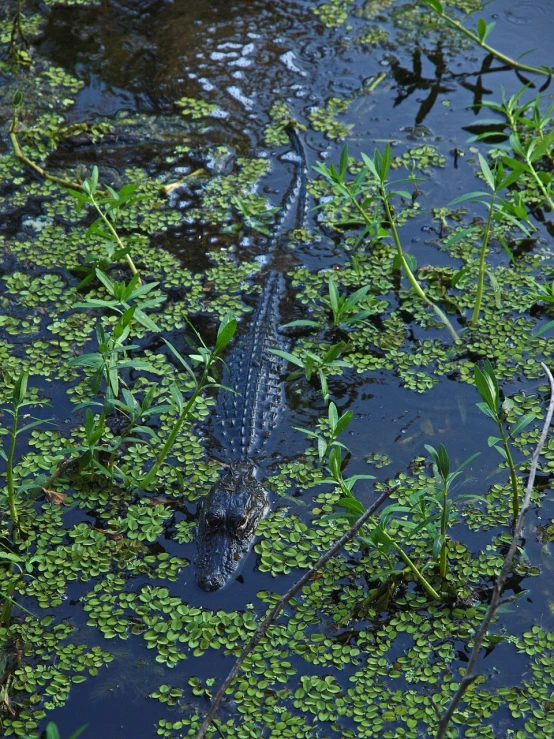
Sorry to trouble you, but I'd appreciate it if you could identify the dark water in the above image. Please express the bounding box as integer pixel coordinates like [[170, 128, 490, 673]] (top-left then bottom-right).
[[2, 0, 554, 736]]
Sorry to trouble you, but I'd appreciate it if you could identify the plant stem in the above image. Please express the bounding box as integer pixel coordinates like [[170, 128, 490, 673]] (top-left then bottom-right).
[[525, 155, 554, 212], [6, 409, 20, 541], [380, 530, 441, 600], [431, 6, 551, 77], [381, 195, 460, 341], [89, 192, 140, 279], [439, 482, 448, 579], [471, 193, 496, 326], [349, 192, 459, 340], [498, 423, 520, 523], [9, 0, 28, 52], [140, 365, 211, 488]]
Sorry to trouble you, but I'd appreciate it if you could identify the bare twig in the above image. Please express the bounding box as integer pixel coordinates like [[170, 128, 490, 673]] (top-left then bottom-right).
[[194, 487, 393, 739], [435, 361, 554, 739], [9, 118, 83, 191], [9, 114, 109, 196]]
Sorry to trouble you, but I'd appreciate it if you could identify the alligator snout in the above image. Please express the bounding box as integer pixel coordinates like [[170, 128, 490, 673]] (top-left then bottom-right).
[[195, 461, 269, 591], [196, 571, 226, 592]]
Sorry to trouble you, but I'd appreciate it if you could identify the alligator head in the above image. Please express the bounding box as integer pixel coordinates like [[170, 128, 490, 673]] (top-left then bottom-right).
[[195, 460, 269, 591]]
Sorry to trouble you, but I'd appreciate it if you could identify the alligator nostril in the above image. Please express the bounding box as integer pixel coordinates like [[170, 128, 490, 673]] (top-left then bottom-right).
[[196, 573, 224, 592]]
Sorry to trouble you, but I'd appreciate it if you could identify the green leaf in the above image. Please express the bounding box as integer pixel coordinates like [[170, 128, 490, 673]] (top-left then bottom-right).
[[280, 319, 320, 329], [18, 418, 53, 435], [68, 727, 88, 739], [493, 444, 508, 461], [474, 363, 497, 414], [448, 191, 489, 206], [318, 369, 330, 403], [444, 227, 479, 249], [339, 144, 349, 181], [479, 153, 496, 190], [46, 723, 61, 739], [477, 17, 486, 41], [402, 252, 417, 273], [334, 410, 353, 436], [328, 446, 342, 478], [328, 278, 340, 315], [328, 402, 339, 433], [90, 165, 99, 194], [267, 349, 304, 368], [215, 314, 237, 353], [510, 414, 536, 437], [133, 308, 160, 332], [344, 284, 371, 307], [532, 319, 554, 338], [322, 342, 344, 364], [432, 534, 445, 560], [95, 268, 115, 295], [451, 266, 470, 287], [169, 383, 184, 413], [317, 437, 327, 463], [13, 369, 29, 406], [422, 0, 443, 12], [476, 401, 497, 420], [380, 144, 392, 181], [336, 497, 365, 515], [163, 339, 197, 385]]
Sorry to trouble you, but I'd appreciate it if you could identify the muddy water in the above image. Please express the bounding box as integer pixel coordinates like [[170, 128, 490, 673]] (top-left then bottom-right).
[[2, 0, 554, 736]]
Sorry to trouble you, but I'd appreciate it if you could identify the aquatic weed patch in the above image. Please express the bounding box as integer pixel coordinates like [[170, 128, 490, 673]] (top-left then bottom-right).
[[1, 0, 554, 737]]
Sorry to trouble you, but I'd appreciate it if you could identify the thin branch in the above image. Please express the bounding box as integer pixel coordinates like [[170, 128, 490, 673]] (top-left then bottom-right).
[[194, 487, 393, 739], [9, 114, 108, 195], [435, 361, 554, 739]]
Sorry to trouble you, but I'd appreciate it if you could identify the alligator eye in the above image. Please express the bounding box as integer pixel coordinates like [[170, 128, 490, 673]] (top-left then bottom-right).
[[234, 516, 248, 530], [206, 509, 224, 528]]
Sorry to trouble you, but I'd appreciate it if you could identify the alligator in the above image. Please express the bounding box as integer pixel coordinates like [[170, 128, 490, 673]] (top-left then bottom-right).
[[195, 271, 286, 591], [195, 124, 309, 591]]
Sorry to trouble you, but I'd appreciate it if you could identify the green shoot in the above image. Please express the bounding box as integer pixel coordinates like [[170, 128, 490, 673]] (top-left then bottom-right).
[[315, 144, 460, 340], [1, 371, 51, 541], [422, 1, 553, 77], [474, 360, 535, 523], [140, 314, 237, 488], [448, 156, 529, 325]]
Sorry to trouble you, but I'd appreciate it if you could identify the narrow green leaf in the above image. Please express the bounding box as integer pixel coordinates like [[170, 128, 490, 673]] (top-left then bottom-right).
[[280, 319, 320, 329], [267, 349, 305, 368], [334, 410, 353, 436], [328, 278, 339, 314], [336, 497, 365, 515], [478, 153, 495, 190], [447, 191, 489, 206], [328, 402, 339, 433], [510, 414, 535, 437], [215, 314, 238, 352]]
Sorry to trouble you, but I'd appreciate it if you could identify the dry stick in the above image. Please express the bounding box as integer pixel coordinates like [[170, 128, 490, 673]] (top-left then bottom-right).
[[10, 121, 84, 192], [9, 116, 109, 196], [195, 487, 393, 739], [435, 361, 554, 739]]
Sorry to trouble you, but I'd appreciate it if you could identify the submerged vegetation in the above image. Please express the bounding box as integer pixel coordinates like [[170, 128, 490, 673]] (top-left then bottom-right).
[[1, 0, 554, 737]]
